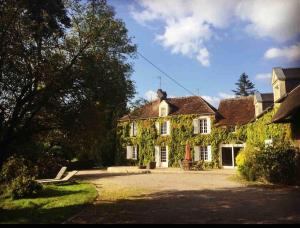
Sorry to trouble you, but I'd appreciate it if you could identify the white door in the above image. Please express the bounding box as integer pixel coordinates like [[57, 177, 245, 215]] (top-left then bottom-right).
[[160, 146, 169, 168]]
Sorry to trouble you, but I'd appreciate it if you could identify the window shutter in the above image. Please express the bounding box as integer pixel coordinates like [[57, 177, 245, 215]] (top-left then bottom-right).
[[126, 146, 133, 159], [130, 123, 133, 137], [207, 118, 211, 134], [193, 119, 199, 134], [155, 122, 160, 135], [194, 146, 200, 161], [167, 121, 171, 135], [155, 146, 160, 167], [207, 146, 212, 162]]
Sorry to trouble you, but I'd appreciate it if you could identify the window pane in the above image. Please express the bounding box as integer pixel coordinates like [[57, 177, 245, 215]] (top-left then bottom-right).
[[199, 119, 207, 134], [200, 146, 208, 161], [161, 108, 166, 117], [161, 146, 167, 162]]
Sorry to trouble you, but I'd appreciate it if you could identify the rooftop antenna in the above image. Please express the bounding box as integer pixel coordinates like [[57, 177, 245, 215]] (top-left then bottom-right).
[[158, 76, 162, 89], [195, 88, 200, 96]]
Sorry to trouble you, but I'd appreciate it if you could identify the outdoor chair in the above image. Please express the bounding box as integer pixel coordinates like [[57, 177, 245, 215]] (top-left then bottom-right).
[[36, 167, 67, 183], [37, 170, 78, 184]]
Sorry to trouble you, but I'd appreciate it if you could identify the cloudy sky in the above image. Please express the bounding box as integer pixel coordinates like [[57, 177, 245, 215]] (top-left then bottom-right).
[[108, 0, 300, 107]]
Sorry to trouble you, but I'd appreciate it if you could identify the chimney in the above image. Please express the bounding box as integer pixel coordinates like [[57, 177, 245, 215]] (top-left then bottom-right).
[[157, 89, 167, 101]]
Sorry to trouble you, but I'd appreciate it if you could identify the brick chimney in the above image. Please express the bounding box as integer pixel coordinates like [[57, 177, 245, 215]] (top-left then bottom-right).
[[157, 89, 167, 101]]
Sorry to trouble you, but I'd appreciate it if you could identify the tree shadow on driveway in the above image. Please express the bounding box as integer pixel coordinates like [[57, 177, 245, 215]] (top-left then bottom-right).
[[68, 186, 300, 224]]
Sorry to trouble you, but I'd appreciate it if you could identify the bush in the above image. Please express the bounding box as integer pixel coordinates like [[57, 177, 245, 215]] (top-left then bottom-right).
[[1, 155, 42, 199], [256, 143, 296, 184], [237, 143, 297, 184], [0, 156, 37, 183], [236, 145, 260, 181], [10, 176, 42, 199]]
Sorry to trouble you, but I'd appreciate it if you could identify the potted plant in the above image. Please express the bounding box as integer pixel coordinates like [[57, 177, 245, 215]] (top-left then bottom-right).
[[147, 161, 156, 169]]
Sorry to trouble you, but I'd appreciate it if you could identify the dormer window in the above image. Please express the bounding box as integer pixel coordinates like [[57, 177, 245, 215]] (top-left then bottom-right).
[[160, 107, 167, 117], [159, 100, 169, 117]]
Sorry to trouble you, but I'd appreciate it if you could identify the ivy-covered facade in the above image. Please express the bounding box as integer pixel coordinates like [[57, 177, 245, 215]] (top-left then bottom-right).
[[116, 67, 298, 170], [116, 92, 253, 168]]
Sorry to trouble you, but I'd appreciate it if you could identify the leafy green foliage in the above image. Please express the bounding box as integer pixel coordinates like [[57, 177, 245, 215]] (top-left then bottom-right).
[[117, 115, 247, 168], [0, 0, 136, 167], [9, 176, 42, 199], [0, 156, 42, 199], [232, 73, 255, 96]]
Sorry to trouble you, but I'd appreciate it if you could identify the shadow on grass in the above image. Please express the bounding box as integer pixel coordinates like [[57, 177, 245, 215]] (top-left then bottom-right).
[[0, 204, 88, 224], [69, 186, 300, 224]]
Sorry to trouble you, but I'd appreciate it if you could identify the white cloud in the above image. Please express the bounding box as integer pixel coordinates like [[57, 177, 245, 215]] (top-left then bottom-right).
[[264, 43, 300, 62], [131, 0, 300, 65], [201, 95, 220, 108], [236, 0, 300, 41], [144, 90, 158, 101], [202, 92, 234, 108], [255, 73, 272, 81]]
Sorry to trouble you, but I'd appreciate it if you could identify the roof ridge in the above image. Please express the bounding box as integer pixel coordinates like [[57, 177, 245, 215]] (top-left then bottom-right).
[[220, 96, 254, 102]]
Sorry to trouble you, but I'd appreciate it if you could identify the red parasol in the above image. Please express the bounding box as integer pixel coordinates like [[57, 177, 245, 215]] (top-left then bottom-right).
[[185, 143, 192, 161]]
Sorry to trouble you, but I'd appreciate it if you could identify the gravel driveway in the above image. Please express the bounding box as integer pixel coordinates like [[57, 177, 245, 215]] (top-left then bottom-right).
[[68, 170, 300, 224]]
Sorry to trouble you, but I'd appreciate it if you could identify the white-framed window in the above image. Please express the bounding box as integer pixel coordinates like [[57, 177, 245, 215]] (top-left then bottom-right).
[[126, 145, 138, 160], [161, 121, 168, 135], [199, 119, 208, 134], [194, 145, 212, 162], [193, 117, 211, 134], [200, 146, 208, 161], [160, 107, 167, 117], [130, 122, 138, 137]]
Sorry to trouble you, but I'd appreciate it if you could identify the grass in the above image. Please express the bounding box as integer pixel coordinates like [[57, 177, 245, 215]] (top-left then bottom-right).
[[0, 182, 98, 224]]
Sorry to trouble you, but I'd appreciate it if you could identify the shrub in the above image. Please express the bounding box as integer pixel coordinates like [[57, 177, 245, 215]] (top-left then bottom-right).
[[1, 155, 42, 199], [236, 145, 260, 181], [0, 156, 37, 183], [10, 176, 42, 199], [256, 143, 296, 184], [237, 142, 297, 184]]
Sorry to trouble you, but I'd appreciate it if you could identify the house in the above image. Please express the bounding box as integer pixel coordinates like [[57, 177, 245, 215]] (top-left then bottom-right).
[[119, 89, 218, 168], [271, 67, 300, 149], [215, 96, 255, 168], [118, 67, 299, 169], [118, 89, 256, 169]]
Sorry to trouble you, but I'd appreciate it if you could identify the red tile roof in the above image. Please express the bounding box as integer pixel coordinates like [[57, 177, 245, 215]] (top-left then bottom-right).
[[216, 96, 255, 127], [119, 96, 217, 121]]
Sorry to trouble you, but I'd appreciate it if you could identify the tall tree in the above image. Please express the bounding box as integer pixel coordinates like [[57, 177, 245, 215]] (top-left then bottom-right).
[[232, 73, 256, 97], [0, 0, 136, 166]]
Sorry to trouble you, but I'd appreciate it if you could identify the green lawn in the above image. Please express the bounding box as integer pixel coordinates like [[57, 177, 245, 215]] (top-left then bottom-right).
[[0, 182, 98, 224]]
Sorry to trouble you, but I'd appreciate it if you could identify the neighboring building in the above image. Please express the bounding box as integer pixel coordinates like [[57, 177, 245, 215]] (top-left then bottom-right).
[[216, 96, 255, 168], [254, 92, 274, 118], [272, 85, 300, 148], [271, 67, 300, 148], [272, 67, 300, 103]]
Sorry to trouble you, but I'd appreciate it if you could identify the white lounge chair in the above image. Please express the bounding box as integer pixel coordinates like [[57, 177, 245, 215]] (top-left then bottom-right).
[[36, 167, 67, 183], [37, 171, 78, 184]]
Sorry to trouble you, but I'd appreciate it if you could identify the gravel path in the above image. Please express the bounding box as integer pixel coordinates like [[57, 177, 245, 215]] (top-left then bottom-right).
[[68, 170, 300, 224]]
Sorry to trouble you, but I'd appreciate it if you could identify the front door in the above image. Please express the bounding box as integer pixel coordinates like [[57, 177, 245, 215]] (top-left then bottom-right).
[[160, 146, 168, 168]]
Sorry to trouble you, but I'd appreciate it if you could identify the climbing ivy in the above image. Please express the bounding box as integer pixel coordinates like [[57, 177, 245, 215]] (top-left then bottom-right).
[[116, 115, 249, 168]]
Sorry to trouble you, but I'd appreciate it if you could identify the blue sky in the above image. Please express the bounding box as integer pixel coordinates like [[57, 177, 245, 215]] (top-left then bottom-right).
[[108, 0, 300, 107]]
